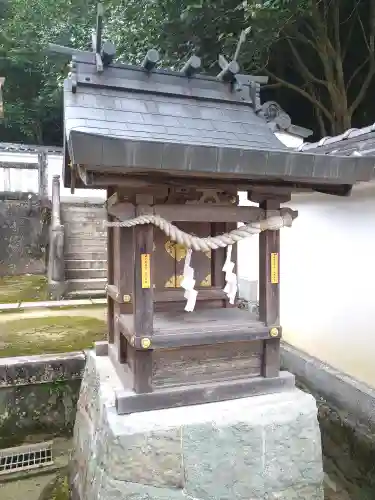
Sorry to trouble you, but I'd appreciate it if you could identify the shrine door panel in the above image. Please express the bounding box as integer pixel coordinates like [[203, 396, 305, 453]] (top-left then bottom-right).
[[153, 223, 213, 289]]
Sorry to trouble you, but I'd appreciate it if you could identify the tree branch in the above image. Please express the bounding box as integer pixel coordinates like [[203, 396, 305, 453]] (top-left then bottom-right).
[[346, 56, 370, 91], [333, 0, 341, 57], [342, 0, 362, 60], [263, 83, 284, 89], [284, 23, 321, 54], [306, 81, 327, 136], [286, 38, 327, 86], [349, 0, 375, 114], [332, 0, 347, 104], [262, 67, 334, 123]]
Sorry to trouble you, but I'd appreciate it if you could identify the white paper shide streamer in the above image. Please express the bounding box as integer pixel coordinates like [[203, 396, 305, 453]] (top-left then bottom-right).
[[222, 244, 237, 304], [181, 249, 198, 312]]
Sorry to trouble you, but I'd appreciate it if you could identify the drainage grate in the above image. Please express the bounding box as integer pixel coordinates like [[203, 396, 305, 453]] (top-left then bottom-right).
[[0, 441, 54, 476]]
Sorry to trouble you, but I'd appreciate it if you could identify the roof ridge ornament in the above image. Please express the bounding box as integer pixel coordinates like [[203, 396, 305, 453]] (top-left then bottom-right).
[[217, 54, 240, 83], [142, 49, 160, 71], [258, 101, 292, 130], [180, 55, 202, 77]]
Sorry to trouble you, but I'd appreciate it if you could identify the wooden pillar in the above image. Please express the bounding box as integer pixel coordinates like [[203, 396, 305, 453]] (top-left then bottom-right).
[[107, 187, 115, 344], [131, 195, 154, 393], [114, 215, 134, 362], [259, 198, 280, 378]]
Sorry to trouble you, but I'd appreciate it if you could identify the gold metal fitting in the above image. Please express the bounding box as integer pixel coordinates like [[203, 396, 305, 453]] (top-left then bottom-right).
[[269, 327, 279, 338], [123, 294, 131, 303], [140, 337, 151, 349]]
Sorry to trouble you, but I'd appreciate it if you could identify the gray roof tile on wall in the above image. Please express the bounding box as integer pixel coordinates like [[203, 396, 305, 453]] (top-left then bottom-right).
[[298, 124, 375, 157], [0, 142, 62, 154]]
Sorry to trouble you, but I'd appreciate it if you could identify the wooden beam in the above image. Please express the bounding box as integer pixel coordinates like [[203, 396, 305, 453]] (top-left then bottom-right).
[[106, 191, 119, 208], [107, 201, 298, 223], [115, 372, 295, 415], [81, 167, 304, 193], [155, 288, 227, 303], [106, 285, 228, 304], [107, 284, 124, 303], [155, 204, 263, 223], [118, 312, 275, 349], [107, 202, 136, 221]]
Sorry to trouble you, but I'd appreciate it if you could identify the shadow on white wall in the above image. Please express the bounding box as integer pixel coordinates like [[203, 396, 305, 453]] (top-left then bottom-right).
[[238, 185, 375, 388]]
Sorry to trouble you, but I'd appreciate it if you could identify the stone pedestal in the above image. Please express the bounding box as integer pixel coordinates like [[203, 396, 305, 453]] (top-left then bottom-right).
[[70, 351, 324, 500]]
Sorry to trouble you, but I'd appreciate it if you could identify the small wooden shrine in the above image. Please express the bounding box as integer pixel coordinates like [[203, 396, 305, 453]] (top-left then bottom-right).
[[54, 4, 374, 415]]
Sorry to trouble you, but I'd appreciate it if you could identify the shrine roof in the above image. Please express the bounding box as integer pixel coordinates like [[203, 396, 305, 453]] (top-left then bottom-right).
[[297, 124, 375, 158], [62, 52, 374, 190]]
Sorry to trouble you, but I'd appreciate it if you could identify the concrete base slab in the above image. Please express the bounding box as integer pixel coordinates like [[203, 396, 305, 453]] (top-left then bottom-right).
[[70, 351, 324, 500]]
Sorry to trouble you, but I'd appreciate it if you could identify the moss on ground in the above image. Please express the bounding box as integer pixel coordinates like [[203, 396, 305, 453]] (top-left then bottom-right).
[[38, 470, 70, 500], [0, 315, 106, 357], [0, 274, 49, 304]]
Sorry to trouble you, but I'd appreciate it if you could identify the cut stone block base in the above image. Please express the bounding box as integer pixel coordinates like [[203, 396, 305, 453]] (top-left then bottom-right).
[[70, 351, 324, 500]]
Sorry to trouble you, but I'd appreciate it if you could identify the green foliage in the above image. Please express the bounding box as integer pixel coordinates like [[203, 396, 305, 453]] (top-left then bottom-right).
[[0, 0, 373, 142]]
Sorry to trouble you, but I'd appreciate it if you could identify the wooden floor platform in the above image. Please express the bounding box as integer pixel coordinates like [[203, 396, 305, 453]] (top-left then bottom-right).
[[118, 308, 279, 349]]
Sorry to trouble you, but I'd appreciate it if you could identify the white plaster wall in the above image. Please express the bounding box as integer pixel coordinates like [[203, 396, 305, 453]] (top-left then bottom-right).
[[275, 131, 304, 149], [47, 155, 106, 203], [0, 152, 106, 202], [238, 182, 375, 388]]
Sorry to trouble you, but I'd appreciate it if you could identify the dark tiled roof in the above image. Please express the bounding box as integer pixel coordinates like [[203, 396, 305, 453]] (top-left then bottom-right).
[[0, 142, 63, 154], [297, 124, 375, 156], [63, 54, 374, 187], [65, 86, 286, 154]]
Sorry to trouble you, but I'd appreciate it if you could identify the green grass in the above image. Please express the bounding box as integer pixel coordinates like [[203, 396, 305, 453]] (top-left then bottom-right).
[[39, 470, 70, 500], [0, 316, 107, 357], [0, 274, 49, 304]]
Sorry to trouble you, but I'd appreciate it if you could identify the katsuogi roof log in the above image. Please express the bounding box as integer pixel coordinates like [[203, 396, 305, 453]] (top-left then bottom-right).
[[60, 18, 374, 189]]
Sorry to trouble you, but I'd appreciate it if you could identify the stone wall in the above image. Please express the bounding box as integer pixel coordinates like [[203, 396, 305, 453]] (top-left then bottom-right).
[[281, 342, 375, 500], [0, 352, 85, 449], [0, 346, 374, 500], [0, 194, 50, 276], [71, 352, 324, 500]]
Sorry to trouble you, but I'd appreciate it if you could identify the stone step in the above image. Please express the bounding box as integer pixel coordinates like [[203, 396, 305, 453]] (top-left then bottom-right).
[[65, 289, 106, 299], [61, 205, 105, 212], [62, 217, 106, 226], [61, 204, 106, 210], [65, 238, 107, 245], [65, 259, 107, 270], [65, 251, 107, 261], [65, 236, 107, 246], [61, 210, 105, 215], [65, 245, 107, 255], [66, 268, 107, 279], [64, 228, 107, 237], [63, 219, 106, 227], [66, 278, 107, 292], [62, 208, 106, 217]]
